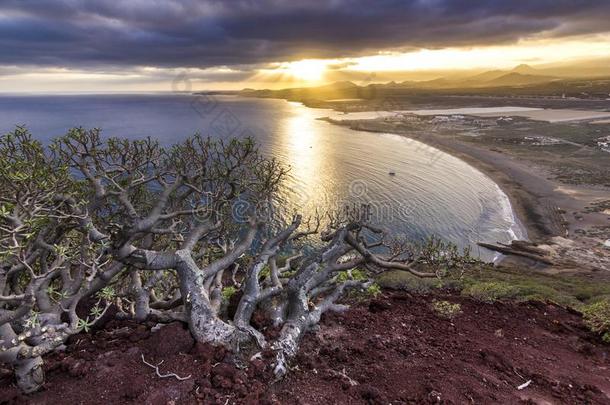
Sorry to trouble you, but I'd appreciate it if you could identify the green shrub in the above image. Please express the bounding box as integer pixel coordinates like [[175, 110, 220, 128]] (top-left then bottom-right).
[[377, 251, 610, 310], [461, 281, 518, 303], [366, 283, 382, 297], [432, 300, 462, 319], [377, 271, 441, 293], [459, 265, 610, 308], [581, 300, 610, 343]]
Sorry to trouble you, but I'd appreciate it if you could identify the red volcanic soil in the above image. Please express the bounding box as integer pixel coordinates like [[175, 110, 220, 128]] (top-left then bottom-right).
[[1, 292, 609, 404]]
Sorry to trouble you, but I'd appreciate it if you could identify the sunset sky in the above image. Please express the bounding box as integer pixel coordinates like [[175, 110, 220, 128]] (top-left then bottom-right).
[[1, 0, 609, 92]]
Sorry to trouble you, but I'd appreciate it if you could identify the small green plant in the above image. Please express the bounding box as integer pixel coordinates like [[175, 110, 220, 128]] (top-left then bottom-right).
[[335, 269, 380, 299], [89, 305, 104, 318], [419, 235, 478, 279], [432, 300, 462, 319], [366, 283, 382, 298], [222, 286, 237, 300], [77, 317, 94, 333], [581, 300, 610, 343], [46, 285, 70, 302], [96, 286, 115, 301], [24, 311, 41, 329]]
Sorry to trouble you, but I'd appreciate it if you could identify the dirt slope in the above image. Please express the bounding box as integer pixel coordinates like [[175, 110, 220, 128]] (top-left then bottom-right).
[[276, 293, 610, 404], [1, 292, 608, 404]]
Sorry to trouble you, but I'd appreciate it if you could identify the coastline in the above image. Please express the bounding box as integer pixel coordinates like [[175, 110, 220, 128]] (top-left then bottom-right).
[[229, 94, 608, 270], [318, 117, 609, 246], [389, 130, 558, 241]]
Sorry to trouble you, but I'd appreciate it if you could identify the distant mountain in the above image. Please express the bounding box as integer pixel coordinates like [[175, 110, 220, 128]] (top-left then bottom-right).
[[412, 77, 453, 88], [531, 57, 610, 78], [484, 72, 558, 87], [238, 62, 610, 102], [463, 69, 506, 82], [451, 64, 555, 87], [238, 80, 360, 100], [512, 64, 538, 75], [394, 67, 558, 89], [313, 81, 358, 91]]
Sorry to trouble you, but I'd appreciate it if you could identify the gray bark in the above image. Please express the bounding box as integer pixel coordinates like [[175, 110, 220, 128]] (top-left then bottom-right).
[[0, 324, 44, 393], [175, 250, 235, 344]]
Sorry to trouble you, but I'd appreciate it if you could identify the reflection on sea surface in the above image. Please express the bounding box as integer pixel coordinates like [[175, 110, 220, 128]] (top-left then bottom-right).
[[0, 94, 524, 260]]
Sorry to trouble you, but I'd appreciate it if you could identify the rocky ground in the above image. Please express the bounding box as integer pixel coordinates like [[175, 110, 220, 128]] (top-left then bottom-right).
[[1, 291, 609, 404]]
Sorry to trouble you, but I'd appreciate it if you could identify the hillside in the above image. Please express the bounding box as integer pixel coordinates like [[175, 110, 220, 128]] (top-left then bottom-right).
[[2, 290, 609, 404], [484, 72, 559, 87], [239, 80, 361, 101], [238, 69, 610, 102], [512, 63, 539, 75]]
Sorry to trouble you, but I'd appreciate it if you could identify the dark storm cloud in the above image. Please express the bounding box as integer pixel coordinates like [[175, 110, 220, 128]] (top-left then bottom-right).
[[0, 0, 609, 69]]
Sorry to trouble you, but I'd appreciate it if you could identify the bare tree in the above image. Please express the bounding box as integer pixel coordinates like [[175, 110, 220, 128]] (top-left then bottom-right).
[[1, 128, 467, 393]]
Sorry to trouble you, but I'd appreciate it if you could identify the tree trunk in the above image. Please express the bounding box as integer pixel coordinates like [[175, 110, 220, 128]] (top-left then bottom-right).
[[261, 296, 287, 326], [0, 325, 45, 393], [14, 355, 45, 394], [271, 287, 310, 378], [131, 271, 152, 322], [272, 319, 307, 378], [175, 251, 235, 345]]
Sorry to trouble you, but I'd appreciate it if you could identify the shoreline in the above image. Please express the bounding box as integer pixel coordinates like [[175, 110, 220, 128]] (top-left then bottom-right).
[[391, 130, 558, 241], [238, 95, 540, 245], [233, 95, 609, 270], [322, 117, 551, 240], [319, 117, 609, 246]]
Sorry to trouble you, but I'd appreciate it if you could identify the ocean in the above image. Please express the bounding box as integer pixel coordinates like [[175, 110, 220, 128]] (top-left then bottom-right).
[[0, 93, 525, 260]]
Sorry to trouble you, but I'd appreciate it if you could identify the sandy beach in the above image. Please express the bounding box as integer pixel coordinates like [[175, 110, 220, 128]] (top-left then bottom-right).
[[396, 131, 608, 240], [321, 112, 610, 273]]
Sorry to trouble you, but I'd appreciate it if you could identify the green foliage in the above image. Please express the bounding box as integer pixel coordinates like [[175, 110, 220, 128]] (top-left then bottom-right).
[[419, 235, 479, 278], [0, 127, 73, 194], [96, 286, 116, 301], [258, 265, 271, 280], [89, 305, 104, 318], [377, 271, 442, 293], [432, 300, 462, 319], [222, 286, 237, 300], [0, 204, 11, 218], [581, 300, 610, 343], [380, 257, 610, 310], [344, 282, 382, 301], [336, 269, 380, 299], [376, 236, 480, 293], [0, 127, 82, 264], [460, 267, 610, 308], [365, 283, 382, 297], [76, 317, 94, 333], [46, 285, 70, 302], [336, 268, 368, 282], [461, 281, 518, 303], [24, 311, 41, 329]]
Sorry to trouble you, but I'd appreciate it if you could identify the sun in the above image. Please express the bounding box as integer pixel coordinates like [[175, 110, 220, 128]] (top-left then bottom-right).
[[283, 59, 328, 82]]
